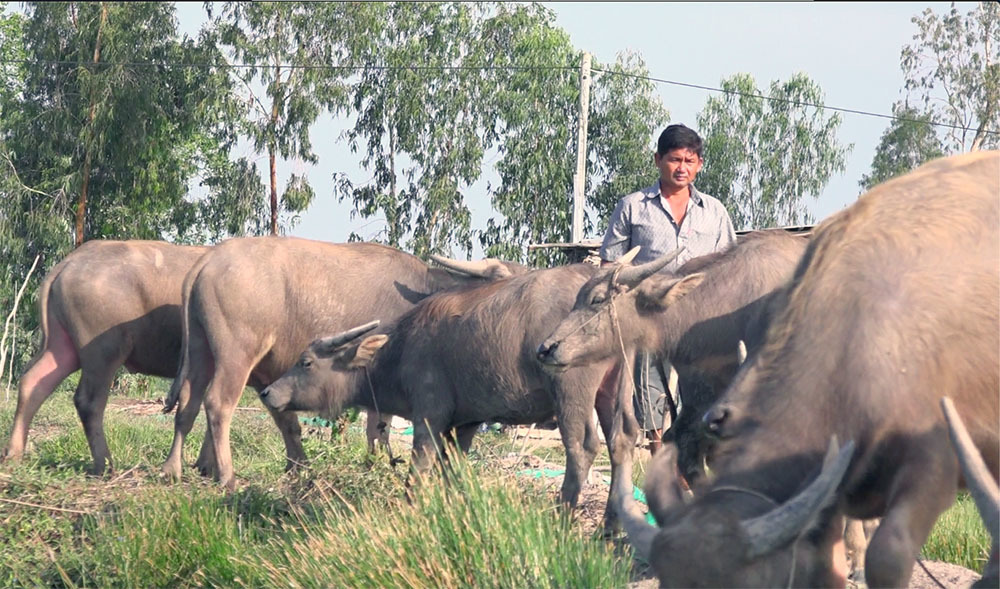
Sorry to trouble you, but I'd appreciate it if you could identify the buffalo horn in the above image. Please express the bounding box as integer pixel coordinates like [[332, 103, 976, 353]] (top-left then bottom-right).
[[317, 320, 381, 353], [615, 247, 684, 287], [429, 255, 512, 279], [742, 436, 855, 559], [618, 246, 642, 265], [941, 397, 1000, 542]]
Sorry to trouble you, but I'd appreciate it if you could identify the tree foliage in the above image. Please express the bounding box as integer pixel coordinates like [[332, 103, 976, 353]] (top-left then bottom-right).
[[335, 2, 487, 257], [696, 73, 851, 230], [901, 1, 1000, 152], [587, 50, 670, 235], [859, 103, 945, 191], [208, 1, 351, 235]]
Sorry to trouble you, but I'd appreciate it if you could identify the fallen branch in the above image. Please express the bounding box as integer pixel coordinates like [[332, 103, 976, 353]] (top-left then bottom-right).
[[1, 253, 40, 399], [0, 496, 91, 515]]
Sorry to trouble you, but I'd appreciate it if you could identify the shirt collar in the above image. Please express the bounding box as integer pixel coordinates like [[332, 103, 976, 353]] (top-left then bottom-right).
[[645, 183, 704, 206]]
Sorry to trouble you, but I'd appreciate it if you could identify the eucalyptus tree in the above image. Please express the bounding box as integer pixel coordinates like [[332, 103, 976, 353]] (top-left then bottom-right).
[[6, 2, 247, 248], [859, 103, 945, 192], [207, 1, 351, 235], [335, 2, 489, 257], [902, 1, 999, 152], [586, 50, 670, 235], [695, 72, 850, 231]]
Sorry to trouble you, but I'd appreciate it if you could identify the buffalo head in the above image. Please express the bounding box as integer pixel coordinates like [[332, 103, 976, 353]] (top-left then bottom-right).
[[259, 320, 386, 413], [536, 247, 703, 370], [623, 437, 855, 588]]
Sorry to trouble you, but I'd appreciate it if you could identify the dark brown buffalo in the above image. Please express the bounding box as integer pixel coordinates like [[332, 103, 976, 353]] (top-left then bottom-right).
[[160, 236, 523, 490], [942, 397, 999, 588], [2, 240, 208, 475], [537, 230, 808, 483], [619, 151, 1000, 587], [258, 262, 634, 530]]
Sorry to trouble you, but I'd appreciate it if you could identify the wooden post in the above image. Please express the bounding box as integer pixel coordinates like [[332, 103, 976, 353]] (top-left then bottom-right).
[[571, 52, 592, 244]]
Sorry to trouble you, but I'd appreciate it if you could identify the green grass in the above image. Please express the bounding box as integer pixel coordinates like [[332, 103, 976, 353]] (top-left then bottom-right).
[[0, 380, 631, 588], [921, 492, 992, 571], [0, 375, 993, 586]]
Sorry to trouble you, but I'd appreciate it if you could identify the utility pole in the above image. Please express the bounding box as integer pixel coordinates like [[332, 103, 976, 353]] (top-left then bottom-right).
[[571, 52, 591, 244]]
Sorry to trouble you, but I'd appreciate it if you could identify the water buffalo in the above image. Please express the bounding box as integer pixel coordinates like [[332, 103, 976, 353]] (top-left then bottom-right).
[[259, 261, 639, 531], [2, 240, 208, 475], [941, 397, 999, 588], [160, 236, 524, 490], [537, 229, 808, 483], [619, 151, 1000, 587]]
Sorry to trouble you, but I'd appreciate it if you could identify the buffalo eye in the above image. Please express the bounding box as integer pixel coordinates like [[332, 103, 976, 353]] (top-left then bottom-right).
[[590, 293, 607, 305], [299, 358, 312, 368]]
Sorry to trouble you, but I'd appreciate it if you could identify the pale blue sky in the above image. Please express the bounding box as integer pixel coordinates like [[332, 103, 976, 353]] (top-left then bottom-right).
[[175, 2, 969, 254]]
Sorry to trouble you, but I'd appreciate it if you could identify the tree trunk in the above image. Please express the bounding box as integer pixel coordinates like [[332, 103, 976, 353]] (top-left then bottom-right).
[[75, 1, 107, 248], [269, 64, 281, 235]]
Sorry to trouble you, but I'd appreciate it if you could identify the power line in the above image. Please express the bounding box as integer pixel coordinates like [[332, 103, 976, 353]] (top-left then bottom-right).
[[591, 67, 999, 137], [2, 57, 996, 137]]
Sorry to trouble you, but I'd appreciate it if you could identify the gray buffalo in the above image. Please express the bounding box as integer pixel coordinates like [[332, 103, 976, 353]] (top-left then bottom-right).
[[3, 240, 208, 475], [161, 236, 523, 490], [537, 229, 808, 483], [259, 261, 638, 530], [619, 151, 1000, 587]]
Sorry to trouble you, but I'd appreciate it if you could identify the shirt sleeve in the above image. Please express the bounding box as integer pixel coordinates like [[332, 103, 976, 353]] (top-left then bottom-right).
[[716, 208, 737, 252], [599, 197, 632, 261]]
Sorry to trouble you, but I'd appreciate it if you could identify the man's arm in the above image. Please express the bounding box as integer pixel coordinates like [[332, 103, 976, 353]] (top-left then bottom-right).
[[599, 197, 632, 264], [716, 209, 737, 252]]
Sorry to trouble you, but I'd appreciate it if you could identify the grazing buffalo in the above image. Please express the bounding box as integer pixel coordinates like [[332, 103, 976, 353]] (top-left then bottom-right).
[[619, 151, 1000, 587], [941, 397, 999, 588], [259, 261, 638, 531], [537, 230, 808, 483], [161, 236, 523, 490], [2, 240, 208, 475]]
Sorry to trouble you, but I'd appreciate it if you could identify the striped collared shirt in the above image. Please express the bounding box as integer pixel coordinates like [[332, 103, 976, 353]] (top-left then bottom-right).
[[600, 184, 736, 269]]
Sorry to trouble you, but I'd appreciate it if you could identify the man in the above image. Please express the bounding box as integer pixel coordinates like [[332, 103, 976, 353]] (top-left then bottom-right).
[[599, 124, 736, 449]]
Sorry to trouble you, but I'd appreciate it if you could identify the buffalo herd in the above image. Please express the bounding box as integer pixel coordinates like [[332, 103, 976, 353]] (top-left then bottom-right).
[[3, 151, 998, 587]]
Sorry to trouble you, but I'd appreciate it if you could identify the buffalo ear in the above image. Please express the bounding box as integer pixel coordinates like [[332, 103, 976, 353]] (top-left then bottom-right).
[[348, 334, 389, 368], [638, 272, 705, 309]]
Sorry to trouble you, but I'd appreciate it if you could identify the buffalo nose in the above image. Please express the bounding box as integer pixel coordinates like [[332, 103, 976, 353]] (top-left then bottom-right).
[[703, 404, 730, 437], [536, 341, 557, 362]]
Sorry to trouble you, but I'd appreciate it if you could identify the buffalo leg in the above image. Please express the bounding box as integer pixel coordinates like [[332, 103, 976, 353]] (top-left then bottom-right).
[[203, 362, 256, 491], [454, 423, 479, 454], [409, 416, 449, 484], [865, 444, 959, 588], [265, 406, 307, 472], [73, 363, 119, 476], [3, 322, 79, 462], [554, 370, 603, 510], [162, 343, 214, 481], [595, 362, 637, 533]]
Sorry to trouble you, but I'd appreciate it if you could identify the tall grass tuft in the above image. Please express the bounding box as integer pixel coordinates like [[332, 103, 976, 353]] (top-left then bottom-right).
[[254, 454, 632, 589], [921, 492, 991, 573]]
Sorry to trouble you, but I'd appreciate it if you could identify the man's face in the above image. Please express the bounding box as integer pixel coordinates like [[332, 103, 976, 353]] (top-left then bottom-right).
[[655, 147, 703, 193]]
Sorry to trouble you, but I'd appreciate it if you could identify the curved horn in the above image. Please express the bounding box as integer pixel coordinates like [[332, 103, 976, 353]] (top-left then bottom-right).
[[941, 397, 1000, 539], [429, 255, 512, 279], [618, 246, 642, 265], [742, 437, 855, 559], [615, 247, 684, 287], [316, 320, 381, 353]]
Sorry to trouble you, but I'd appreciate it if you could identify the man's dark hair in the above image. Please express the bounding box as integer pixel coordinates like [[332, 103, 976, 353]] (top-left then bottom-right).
[[657, 124, 703, 158]]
